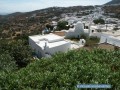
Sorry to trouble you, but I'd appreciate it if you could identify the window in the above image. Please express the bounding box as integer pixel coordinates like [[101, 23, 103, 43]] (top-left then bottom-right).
[[92, 30, 94, 33]]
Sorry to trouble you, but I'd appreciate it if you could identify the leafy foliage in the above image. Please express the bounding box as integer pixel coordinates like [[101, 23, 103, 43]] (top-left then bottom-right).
[[0, 39, 33, 68], [0, 54, 17, 72], [0, 49, 120, 89], [57, 21, 69, 30], [93, 18, 105, 24]]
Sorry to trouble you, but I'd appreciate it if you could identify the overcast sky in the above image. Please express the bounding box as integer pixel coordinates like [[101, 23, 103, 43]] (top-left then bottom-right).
[[0, 0, 111, 14]]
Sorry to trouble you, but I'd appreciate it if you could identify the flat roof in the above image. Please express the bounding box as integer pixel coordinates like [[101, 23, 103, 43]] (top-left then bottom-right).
[[29, 33, 70, 48], [29, 33, 64, 43]]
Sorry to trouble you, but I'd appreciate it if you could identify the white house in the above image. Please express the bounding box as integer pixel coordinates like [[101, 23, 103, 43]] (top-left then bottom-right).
[[61, 16, 80, 25], [64, 21, 84, 38], [105, 18, 119, 24], [29, 33, 71, 58], [100, 31, 120, 47], [51, 21, 57, 26], [100, 35, 120, 47], [88, 24, 117, 38]]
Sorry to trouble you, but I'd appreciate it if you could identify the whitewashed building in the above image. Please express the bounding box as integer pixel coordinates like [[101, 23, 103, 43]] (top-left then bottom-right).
[[88, 24, 117, 37], [100, 31, 120, 47], [29, 33, 71, 58], [64, 21, 84, 38], [51, 21, 57, 26]]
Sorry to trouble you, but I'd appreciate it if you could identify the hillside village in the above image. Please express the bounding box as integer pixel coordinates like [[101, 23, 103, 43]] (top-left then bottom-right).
[[0, 1, 120, 63], [28, 6, 120, 58], [0, 1, 120, 89], [0, 6, 94, 39], [0, 5, 120, 58]]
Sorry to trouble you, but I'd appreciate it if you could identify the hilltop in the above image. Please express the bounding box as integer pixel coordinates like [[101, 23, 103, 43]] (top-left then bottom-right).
[[105, 0, 120, 5], [0, 6, 93, 18]]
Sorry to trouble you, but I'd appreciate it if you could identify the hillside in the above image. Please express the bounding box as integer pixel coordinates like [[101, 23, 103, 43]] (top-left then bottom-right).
[[103, 5, 120, 18], [0, 4, 120, 90], [0, 6, 94, 19], [0, 6, 94, 39], [103, 0, 120, 18], [105, 0, 120, 5], [0, 49, 120, 89]]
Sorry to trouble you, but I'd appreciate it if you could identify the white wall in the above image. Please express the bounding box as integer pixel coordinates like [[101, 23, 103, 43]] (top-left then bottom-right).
[[65, 22, 84, 38], [29, 38, 45, 58], [65, 30, 80, 38], [100, 36, 107, 43], [100, 36, 120, 47], [46, 42, 71, 55]]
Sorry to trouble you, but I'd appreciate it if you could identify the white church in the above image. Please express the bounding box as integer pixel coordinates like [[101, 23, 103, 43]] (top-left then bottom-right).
[[64, 21, 84, 38]]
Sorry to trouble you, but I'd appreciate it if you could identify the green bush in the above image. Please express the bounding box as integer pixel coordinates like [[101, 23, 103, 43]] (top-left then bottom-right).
[[57, 21, 69, 30], [93, 18, 105, 24], [0, 49, 120, 89], [0, 39, 33, 68], [0, 54, 17, 72]]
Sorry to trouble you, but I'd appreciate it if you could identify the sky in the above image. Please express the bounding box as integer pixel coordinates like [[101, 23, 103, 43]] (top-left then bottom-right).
[[0, 0, 111, 14]]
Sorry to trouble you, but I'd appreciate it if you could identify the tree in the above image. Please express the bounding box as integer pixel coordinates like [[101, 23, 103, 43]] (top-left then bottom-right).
[[9, 40, 33, 68], [57, 21, 69, 30], [93, 18, 105, 24], [0, 39, 33, 68]]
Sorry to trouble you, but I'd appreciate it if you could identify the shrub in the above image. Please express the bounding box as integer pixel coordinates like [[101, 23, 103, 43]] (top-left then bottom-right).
[[93, 18, 105, 24], [57, 21, 69, 30], [0, 49, 120, 89]]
